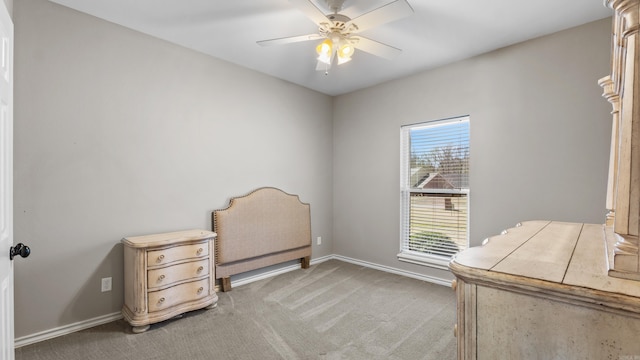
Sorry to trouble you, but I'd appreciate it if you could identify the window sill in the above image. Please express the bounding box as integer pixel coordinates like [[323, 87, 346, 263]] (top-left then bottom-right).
[[397, 251, 452, 271]]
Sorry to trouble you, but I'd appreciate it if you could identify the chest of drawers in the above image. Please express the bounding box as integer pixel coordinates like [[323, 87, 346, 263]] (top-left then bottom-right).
[[122, 229, 218, 333], [450, 221, 640, 359]]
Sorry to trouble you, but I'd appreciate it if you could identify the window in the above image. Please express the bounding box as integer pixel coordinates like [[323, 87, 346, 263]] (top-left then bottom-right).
[[399, 116, 470, 269]]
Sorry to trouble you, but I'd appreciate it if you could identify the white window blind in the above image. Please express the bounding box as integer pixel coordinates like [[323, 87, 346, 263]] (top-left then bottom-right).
[[399, 116, 470, 268]]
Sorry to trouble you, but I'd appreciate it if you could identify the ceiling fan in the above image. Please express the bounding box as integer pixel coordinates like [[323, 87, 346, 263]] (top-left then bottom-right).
[[257, 0, 414, 72]]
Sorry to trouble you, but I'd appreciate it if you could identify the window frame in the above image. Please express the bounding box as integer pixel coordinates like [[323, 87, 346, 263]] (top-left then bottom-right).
[[398, 116, 470, 270]]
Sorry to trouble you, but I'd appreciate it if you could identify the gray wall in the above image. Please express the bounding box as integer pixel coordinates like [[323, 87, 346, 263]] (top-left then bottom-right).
[[333, 18, 613, 281], [13, 0, 333, 338]]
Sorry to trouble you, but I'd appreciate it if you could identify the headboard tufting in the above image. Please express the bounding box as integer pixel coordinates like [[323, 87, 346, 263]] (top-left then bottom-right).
[[212, 187, 311, 291]]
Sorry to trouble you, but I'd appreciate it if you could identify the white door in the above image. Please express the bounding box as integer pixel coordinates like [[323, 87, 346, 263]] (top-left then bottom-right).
[[0, 1, 13, 359]]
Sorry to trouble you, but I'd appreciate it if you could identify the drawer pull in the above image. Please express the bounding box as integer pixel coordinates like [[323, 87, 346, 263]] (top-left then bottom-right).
[[197, 287, 204, 294], [157, 254, 165, 262], [197, 266, 204, 273], [196, 248, 204, 255], [158, 274, 165, 281], [158, 297, 165, 304], [454, 324, 458, 338]]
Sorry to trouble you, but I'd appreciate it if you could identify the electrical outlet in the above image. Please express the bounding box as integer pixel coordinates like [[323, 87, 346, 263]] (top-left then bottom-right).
[[317, 236, 322, 245], [101, 277, 112, 292]]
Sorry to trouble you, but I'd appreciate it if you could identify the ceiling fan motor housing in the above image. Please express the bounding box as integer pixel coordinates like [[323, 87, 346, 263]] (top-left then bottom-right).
[[319, 13, 357, 38], [327, 13, 351, 29]]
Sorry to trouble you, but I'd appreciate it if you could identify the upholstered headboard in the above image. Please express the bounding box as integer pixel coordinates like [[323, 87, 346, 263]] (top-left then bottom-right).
[[212, 187, 311, 291]]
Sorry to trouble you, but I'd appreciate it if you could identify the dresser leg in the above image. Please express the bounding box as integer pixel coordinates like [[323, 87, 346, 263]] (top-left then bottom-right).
[[205, 302, 218, 310], [132, 325, 150, 334]]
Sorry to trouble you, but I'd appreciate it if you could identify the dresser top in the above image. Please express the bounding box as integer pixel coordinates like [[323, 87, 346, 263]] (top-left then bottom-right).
[[122, 229, 216, 248], [450, 221, 640, 301]]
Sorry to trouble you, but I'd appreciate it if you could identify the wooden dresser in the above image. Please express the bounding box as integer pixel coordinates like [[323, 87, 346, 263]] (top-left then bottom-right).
[[122, 229, 218, 333], [450, 221, 640, 359]]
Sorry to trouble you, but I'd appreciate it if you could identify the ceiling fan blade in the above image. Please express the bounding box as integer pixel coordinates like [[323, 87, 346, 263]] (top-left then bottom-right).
[[288, 0, 330, 27], [345, 0, 414, 34], [353, 36, 402, 60], [257, 33, 324, 46]]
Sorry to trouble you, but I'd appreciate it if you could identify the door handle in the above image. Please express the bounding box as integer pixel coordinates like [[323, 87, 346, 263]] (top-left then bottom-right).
[[9, 243, 30, 260]]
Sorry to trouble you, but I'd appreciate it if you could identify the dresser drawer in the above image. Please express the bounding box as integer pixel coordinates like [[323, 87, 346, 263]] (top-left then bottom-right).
[[147, 242, 209, 266], [148, 278, 210, 313], [147, 259, 209, 289]]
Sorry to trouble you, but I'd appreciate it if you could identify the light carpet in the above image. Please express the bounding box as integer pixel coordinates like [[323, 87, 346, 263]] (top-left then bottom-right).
[[16, 259, 457, 360]]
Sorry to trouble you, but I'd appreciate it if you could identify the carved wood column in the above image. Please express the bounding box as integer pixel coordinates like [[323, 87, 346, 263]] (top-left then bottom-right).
[[603, 0, 640, 280], [599, 76, 620, 226]]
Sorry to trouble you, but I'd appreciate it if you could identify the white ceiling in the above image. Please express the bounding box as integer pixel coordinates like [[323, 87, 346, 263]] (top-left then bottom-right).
[[48, 0, 612, 96]]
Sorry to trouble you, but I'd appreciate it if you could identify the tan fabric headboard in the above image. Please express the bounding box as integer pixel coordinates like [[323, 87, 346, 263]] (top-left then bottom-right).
[[212, 187, 311, 291]]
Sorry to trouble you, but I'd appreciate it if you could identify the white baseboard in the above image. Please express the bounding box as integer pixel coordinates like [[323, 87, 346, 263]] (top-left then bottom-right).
[[331, 255, 454, 287], [15, 311, 123, 348], [229, 254, 452, 288], [14, 254, 450, 348]]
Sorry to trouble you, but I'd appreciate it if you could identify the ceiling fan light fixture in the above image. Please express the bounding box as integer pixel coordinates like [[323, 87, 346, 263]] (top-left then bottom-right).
[[316, 38, 334, 65], [316, 39, 333, 56], [337, 55, 352, 65], [339, 43, 354, 57], [317, 53, 332, 65], [337, 42, 355, 64]]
